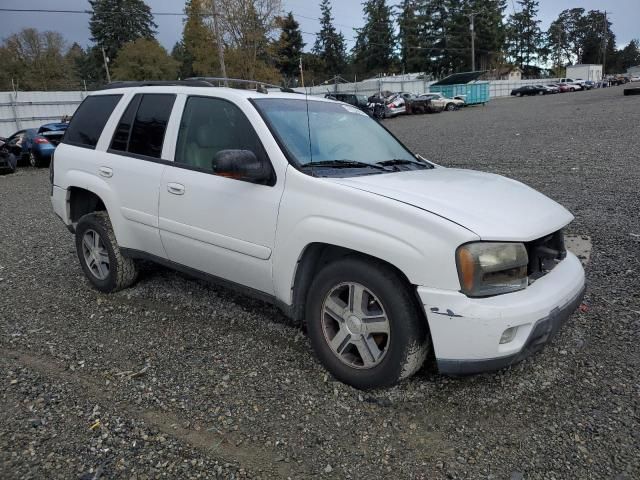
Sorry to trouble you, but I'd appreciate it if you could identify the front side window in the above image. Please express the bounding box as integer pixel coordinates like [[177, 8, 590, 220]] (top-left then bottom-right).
[[175, 96, 267, 173], [63, 94, 122, 148], [253, 98, 429, 176], [110, 94, 175, 159]]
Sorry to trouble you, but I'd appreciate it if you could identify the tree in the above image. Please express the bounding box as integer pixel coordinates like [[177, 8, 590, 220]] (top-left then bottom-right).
[[418, 0, 451, 78], [89, 0, 157, 61], [178, 0, 219, 78], [274, 12, 305, 85], [397, 1, 422, 73], [215, 0, 282, 81], [506, 0, 543, 72], [468, 0, 508, 71], [111, 38, 178, 80], [0, 28, 74, 90], [619, 39, 640, 71], [352, 0, 396, 75], [313, 0, 347, 76]]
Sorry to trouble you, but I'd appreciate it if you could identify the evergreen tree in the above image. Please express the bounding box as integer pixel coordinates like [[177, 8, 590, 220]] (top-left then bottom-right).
[[313, 0, 347, 75], [418, 0, 451, 77], [397, 1, 422, 73], [179, 0, 218, 78], [619, 39, 640, 71], [506, 0, 542, 72], [89, 0, 157, 61], [352, 0, 396, 74], [274, 12, 305, 84], [468, 0, 508, 71]]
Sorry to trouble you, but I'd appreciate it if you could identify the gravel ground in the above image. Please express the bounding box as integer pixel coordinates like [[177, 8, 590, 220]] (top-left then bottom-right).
[[1, 86, 639, 479]]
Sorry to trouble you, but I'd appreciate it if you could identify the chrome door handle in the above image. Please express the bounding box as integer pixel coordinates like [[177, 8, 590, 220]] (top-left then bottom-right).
[[167, 183, 185, 195], [98, 166, 113, 178]]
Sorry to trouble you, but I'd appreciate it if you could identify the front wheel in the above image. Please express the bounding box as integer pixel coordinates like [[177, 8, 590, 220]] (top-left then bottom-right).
[[446, 103, 457, 111], [75, 212, 139, 293], [306, 257, 429, 389]]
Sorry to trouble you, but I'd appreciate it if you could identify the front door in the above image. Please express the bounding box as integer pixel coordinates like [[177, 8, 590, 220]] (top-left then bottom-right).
[[158, 95, 284, 295]]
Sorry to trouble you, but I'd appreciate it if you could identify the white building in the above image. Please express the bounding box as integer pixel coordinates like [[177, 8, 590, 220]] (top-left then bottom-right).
[[566, 64, 603, 82]]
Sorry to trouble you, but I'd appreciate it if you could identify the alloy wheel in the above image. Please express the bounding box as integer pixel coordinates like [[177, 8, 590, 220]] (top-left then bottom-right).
[[321, 282, 391, 369], [81, 229, 110, 280]]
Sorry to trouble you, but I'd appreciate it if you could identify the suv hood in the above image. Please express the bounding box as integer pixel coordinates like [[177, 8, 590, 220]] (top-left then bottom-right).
[[330, 168, 573, 241]]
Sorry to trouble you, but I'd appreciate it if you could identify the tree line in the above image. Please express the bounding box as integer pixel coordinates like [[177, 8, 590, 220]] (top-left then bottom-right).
[[0, 0, 639, 91]]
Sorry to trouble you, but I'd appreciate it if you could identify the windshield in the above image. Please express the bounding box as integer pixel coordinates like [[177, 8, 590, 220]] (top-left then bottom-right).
[[253, 98, 420, 173]]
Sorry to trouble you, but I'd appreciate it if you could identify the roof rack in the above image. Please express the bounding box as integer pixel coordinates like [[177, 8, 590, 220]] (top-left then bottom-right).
[[186, 77, 297, 94], [98, 78, 299, 94], [98, 80, 214, 90]]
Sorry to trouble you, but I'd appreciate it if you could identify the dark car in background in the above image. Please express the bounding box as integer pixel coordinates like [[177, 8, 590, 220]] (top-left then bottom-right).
[[29, 123, 68, 167], [324, 93, 370, 114], [2, 129, 36, 166], [511, 85, 546, 97]]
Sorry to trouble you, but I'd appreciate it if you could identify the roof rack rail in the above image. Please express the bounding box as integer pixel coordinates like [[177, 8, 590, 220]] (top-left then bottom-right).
[[186, 77, 297, 94], [98, 80, 214, 90]]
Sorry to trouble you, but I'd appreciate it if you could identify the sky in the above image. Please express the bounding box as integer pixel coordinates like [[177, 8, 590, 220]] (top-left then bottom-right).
[[0, 0, 637, 52]]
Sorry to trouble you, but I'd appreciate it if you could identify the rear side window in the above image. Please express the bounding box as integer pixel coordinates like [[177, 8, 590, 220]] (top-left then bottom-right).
[[110, 94, 175, 159], [63, 95, 122, 149]]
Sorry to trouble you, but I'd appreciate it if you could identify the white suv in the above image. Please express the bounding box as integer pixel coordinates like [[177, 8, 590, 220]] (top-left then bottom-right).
[[51, 80, 585, 389]]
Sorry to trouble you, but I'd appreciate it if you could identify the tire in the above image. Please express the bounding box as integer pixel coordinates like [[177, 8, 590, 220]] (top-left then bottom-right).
[[305, 257, 429, 389], [570, 88, 575, 92], [446, 103, 456, 111], [516, 93, 522, 97], [29, 151, 44, 168], [75, 211, 138, 293]]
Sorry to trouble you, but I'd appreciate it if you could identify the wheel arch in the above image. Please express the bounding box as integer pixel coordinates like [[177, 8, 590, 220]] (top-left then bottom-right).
[[287, 242, 424, 325], [68, 186, 107, 225]]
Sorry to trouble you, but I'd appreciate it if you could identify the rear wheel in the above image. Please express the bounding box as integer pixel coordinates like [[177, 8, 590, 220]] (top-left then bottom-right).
[[29, 151, 44, 168], [75, 212, 138, 293], [306, 257, 429, 389]]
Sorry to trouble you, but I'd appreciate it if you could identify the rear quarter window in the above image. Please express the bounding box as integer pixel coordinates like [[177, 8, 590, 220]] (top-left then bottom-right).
[[63, 94, 122, 149]]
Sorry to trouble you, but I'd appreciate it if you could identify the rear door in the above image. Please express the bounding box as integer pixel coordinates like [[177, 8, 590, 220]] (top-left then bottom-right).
[[96, 92, 176, 258]]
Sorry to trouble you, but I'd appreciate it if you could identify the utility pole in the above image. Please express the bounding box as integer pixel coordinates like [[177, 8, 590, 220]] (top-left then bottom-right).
[[101, 46, 111, 84], [211, 0, 228, 87], [601, 11, 608, 80], [467, 12, 479, 72], [299, 57, 305, 88]]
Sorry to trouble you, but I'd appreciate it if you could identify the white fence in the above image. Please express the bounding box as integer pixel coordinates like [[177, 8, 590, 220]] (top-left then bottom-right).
[[0, 91, 87, 137], [0, 78, 563, 136], [296, 77, 561, 99]]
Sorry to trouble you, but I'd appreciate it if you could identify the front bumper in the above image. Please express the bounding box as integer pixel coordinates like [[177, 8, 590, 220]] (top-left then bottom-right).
[[417, 251, 586, 375]]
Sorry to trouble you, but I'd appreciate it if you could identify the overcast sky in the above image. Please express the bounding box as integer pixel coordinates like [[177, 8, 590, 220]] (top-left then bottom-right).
[[0, 0, 637, 52]]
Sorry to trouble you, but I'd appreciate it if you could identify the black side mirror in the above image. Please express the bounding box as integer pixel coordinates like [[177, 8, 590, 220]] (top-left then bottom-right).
[[212, 149, 271, 184]]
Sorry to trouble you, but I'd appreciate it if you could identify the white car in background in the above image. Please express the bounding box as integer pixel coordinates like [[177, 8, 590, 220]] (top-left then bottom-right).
[[50, 80, 586, 389], [420, 92, 466, 111]]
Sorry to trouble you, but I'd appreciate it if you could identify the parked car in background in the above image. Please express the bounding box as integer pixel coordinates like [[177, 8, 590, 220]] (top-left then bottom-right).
[[420, 92, 465, 111], [574, 79, 594, 90], [0, 137, 6, 148], [384, 93, 410, 117], [2, 129, 37, 166], [0, 142, 17, 174], [29, 123, 69, 167], [536, 85, 559, 94], [583, 80, 596, 90], [324, 93, 370, 114], [630, 76, 640, 82], [555, 83, 572, 93], [511, 85, 546, 97]]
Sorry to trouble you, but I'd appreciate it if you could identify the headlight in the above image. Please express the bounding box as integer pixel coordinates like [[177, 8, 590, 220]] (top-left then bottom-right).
[[456, 242, 528, 297]]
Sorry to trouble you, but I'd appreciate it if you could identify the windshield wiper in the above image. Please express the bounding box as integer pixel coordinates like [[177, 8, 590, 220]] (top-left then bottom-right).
[[302, 160, 392, 171], [375, 159, 432, 169]]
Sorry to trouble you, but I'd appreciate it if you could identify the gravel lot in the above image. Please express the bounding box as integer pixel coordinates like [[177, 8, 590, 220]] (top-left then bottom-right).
[[1, 86, 639, 479]]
